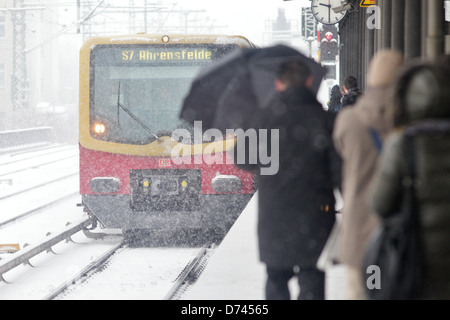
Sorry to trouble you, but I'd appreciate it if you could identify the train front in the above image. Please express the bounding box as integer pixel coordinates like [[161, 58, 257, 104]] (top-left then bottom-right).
[[78, 35, 255, 237]]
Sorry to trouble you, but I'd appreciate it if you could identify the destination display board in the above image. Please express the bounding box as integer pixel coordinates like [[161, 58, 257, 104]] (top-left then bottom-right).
[[91, 44, 236, 66]]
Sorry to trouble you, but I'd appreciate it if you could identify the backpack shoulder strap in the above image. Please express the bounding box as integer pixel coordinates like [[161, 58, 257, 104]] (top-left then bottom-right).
[[368, 128, 383, 153]]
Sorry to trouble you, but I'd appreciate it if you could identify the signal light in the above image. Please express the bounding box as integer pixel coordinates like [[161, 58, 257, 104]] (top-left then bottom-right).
[[320, 26, 339, 62], [94, 122, 106, 134], [161, 35, 170, 43]]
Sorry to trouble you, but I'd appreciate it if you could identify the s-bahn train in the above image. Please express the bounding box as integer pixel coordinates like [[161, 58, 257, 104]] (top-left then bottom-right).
[[78, 34, 257, 239]]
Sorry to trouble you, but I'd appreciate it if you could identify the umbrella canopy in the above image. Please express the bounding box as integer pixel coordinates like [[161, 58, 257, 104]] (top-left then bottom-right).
[[180, 44, 326, 132]]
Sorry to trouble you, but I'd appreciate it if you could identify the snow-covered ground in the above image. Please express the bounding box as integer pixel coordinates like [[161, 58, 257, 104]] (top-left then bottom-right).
[[1, 189, 345, 300], [57, 246, 201, 300], [183, 191, 346, 300], [0, 146, 206, 300], [0, 145, 80, 244]]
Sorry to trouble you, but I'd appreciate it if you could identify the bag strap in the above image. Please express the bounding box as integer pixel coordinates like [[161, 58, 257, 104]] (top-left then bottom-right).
[[369, 128, 383, 153], [404, 134, 416, 191], [403, 133, 417, 218], [404, 129, 427, 291]]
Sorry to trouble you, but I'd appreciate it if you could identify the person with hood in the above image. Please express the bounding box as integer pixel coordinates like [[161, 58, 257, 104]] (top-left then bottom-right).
[[332, 49, 404, 299], [327, 84, 342, 113], [235, 60, 340, 300], [341, 76, 362, 108], [368, 62, 450, 299]]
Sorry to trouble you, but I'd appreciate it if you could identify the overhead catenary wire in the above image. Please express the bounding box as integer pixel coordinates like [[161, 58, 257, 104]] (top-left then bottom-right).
[[24, 0, 106, 53]]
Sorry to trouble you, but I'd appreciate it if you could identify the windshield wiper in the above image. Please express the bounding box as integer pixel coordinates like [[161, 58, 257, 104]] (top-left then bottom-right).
[[117, 82, 162, 143]]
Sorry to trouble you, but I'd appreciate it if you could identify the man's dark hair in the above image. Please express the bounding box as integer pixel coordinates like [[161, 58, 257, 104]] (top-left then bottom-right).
[[343, 75, 358, 89], [278, 61, 311, 87]]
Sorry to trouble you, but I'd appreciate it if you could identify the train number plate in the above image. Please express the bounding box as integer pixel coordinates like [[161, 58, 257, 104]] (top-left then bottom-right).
[[150, 176, 178, 196]]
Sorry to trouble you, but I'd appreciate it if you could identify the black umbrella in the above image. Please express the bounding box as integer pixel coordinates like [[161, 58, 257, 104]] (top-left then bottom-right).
[[180, 44, 326, 132]]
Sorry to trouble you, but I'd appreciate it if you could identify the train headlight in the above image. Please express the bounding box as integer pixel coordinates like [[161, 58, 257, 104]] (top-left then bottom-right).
[[161, 35, 170, 43], [93, 122, 106, 135]]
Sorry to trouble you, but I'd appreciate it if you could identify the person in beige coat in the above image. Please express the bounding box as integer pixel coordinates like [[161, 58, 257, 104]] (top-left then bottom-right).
[[332, 50, 404, 299]]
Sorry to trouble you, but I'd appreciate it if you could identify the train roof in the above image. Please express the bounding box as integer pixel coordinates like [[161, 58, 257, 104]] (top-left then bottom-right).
[[80, 34, 258, 50]]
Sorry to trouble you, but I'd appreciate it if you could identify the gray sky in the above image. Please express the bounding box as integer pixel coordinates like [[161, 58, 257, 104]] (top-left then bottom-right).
[[35, 0, 311, 48], [179, 0, 309, 45]]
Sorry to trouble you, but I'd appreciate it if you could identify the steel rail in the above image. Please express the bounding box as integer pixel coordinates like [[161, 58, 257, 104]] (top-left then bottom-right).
[[44, 242, 123, 300], [0, 144, 75, 166], [0, 192, 79, 229], [0, 217, 94, 283], [163, 242, 213, 300], [0, 172, 78, 201], [0, 155, 76, 178]]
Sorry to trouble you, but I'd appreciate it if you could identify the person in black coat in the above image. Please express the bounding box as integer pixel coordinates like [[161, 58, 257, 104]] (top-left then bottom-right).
[[341, 75, 362, 108], [235, 60, 340, 300], [327, 84, 342, 113]]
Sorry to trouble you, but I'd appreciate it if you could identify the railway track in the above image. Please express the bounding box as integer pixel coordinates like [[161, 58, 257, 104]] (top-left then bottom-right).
[[0, 176, 79, 229], [44, 240, 124, 300], [0, 217, 95, 282], [4, 215, 216, 300], [0, 145, 215, 300], [0, 218, 213, 300], [0, 216, 124, 299], [164, 243, 214, 300], [51, 242, 214, 300], [0, 144, 79, 228], [0, 144, 77, 177]]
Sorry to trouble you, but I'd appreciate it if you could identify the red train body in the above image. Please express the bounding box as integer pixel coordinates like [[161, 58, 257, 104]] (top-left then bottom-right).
[[78, 34, 256, 234]]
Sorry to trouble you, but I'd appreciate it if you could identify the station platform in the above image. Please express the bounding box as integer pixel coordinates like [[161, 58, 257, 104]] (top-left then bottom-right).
[[183, 192, 347, 300]]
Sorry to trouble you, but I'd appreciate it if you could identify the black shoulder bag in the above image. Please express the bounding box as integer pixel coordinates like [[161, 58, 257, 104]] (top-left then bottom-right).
[[362, 132, 425, 300]]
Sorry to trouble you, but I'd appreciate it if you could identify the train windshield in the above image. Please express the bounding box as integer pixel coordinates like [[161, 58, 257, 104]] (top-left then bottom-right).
[[90, 43, 237, 145]]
